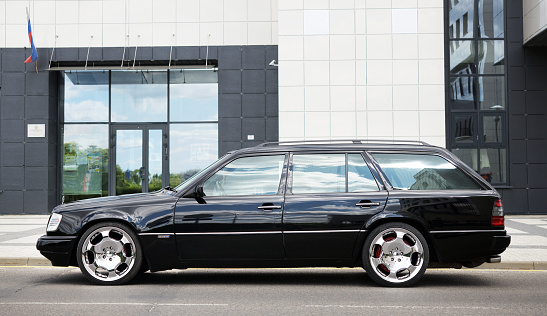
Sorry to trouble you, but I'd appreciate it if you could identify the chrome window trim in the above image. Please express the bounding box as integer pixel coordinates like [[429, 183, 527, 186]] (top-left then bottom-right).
[[429, 229, 506, 234]]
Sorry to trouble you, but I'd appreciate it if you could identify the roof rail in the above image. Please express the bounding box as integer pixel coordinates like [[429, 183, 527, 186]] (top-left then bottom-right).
[[256, 139, 430, 147]]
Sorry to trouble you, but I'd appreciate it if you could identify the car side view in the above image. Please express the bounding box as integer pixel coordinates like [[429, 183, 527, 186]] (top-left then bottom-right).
[[37, 140, 511, 287]]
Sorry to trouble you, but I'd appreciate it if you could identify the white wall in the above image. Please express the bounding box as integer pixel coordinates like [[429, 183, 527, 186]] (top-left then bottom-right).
[[277, 0, 446, 147], [523, 0, 547, 44], [0, 0, 278, 48]]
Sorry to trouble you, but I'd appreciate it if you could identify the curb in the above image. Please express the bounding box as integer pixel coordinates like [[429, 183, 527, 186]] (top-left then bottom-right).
[[1, 258, 547, 270], [0, 258, 52, 266]]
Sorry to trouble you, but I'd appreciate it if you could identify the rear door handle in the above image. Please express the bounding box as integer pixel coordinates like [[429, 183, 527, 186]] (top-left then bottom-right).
[[355, 201, 380, 208], [257, 204, 282, 211]]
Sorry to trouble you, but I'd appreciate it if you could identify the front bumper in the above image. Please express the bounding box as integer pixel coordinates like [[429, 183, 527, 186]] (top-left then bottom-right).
[[36, 235, 78, 266]]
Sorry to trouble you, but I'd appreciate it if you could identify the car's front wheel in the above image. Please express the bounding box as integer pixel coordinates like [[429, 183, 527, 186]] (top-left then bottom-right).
[[76, 222, 142, 285], [363, 222, 429, 287]]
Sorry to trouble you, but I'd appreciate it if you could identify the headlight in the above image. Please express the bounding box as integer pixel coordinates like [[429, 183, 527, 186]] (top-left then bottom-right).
[[46, 213, 62, 232]]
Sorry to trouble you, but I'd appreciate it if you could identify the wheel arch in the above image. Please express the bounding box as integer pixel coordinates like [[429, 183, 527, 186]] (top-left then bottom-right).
[[360, 214, 439, 263], [68, 213, 144, 267]]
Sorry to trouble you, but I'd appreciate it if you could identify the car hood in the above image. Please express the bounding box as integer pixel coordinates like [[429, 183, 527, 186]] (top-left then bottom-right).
[[53, 191, 177, 213]]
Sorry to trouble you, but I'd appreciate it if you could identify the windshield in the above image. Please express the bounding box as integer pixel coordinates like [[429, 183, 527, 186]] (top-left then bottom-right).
[[174, 154, 228, 193]]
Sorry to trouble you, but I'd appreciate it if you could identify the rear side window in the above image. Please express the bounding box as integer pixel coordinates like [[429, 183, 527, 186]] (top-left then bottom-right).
[[371, 153, 481, 190], [291, 153, 379, 194]]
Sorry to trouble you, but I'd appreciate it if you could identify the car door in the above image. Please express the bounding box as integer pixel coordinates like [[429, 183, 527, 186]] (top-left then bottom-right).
[[174, 153, 288, 261], [283, 152, 388, 259]]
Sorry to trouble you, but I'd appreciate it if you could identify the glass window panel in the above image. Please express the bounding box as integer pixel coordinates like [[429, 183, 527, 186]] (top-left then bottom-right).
[[479, 0, 504, 38], [169, 123, 218, 187], [62, 124, 109, 202], [149, 129, 163, 191], [482, 115, 504, 144], [372, 153, 481, 190], [170, 70, 218, 122], [478, 76, 505, 110], [203, 155, 285, 196], [111, 70, 167, 122], [449, 0, 474, 39], [292, 154, 346, 194], [449, 76, 476, 110], [450, 41, 475, 75], [453, 115, 476, 145], [478, 40, 504, 74], [452, 148, 479, 173], [64, 71, 109, 122], [348, 154, 379, 192], [480, 148, 506, 183], [115, 130, 143, 195]]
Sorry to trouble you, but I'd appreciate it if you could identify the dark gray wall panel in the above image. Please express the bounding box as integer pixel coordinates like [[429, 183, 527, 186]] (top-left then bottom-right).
[[242, 94, 266, 117], [0, 190, 24, 214], [0, 167, 24, 190], [24, 167, 49, 190], [219, 94, 242, 118], [0, 143, 24, 167], [1, 73, 25, 95], [0, 96, 25, 119], [0, 120, 24, 142]]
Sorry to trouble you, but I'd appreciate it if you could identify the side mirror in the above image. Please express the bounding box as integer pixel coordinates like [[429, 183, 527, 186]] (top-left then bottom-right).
[[183, 185, 206, 204]]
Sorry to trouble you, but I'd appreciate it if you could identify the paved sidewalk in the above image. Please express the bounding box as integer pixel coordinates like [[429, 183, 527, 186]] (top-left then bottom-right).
[[0, 215, 546, 269]]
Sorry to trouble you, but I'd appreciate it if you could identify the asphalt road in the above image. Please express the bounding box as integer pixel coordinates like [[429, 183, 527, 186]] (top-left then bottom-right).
[[0, 267, 546, 316]]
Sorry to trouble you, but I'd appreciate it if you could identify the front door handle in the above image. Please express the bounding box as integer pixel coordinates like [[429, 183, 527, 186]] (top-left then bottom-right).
[[355, 200, 380, 208], [257, 203, 282, 211]]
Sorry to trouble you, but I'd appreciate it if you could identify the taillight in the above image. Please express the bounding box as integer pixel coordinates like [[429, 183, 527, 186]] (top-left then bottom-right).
[[492, 199, 504, 226]]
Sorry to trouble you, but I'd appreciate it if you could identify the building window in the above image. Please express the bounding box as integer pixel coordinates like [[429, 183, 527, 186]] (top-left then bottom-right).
[[447, 0, 507, 186], [61, 69, 219, 202]]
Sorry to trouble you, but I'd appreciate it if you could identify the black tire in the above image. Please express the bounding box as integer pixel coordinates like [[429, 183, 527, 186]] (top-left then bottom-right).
[[76, 221, 142, 285], [362, 222, 429, 287]]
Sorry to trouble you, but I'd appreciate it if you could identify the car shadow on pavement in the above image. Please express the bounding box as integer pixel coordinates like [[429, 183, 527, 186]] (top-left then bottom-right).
[[41, 268, 499, 288]]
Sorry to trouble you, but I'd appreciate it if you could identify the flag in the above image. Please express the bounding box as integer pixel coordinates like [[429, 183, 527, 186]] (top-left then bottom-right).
[[24, 7, 38, 64]]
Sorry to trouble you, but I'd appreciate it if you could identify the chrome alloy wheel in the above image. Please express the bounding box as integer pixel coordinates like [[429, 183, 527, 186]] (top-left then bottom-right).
[[80, 225, 137, 282], [364, 223, 429, 286]]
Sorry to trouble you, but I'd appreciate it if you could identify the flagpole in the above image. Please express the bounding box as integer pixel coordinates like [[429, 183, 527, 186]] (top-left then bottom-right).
[[35, 60, 38, 73]]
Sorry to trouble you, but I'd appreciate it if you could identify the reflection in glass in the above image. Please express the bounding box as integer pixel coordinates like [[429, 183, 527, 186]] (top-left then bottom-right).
[[292, 154, 346, 194], [478, 76, 505, 110], [149, 129, 163, 191], [479, 0, 504, 38], [372, 153, 480, 190], [348, 154, 379, 192], [452, 148, 479, 172], [170, 70, 218, 122], [62, 124, 109, 202], [453, 115, 476, 144], [64, 71, 109, 122], [449, 0, 474, 39], [111, 70, 167, 122], [203, 155, 285, 196], [450, 41, 475, 74], [478, 40, 504, 74], [116, 130, 143, 195], [482, 115, 503, 143], [449, 76, 476, 110], [169, 123, 218, 187], [480, 148, 506, 183]]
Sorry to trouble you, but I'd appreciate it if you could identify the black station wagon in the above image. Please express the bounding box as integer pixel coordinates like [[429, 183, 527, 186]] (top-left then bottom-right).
[[37, 140, 511, 287]]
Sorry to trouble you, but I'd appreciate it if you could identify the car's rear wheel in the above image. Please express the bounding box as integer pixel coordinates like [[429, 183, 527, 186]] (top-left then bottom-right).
[[363, 222, 429, 287], [76, 222, 142, 285]]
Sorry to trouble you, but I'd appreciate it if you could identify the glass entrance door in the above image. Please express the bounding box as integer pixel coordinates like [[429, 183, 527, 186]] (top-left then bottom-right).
[[110, 125, 167, 195]]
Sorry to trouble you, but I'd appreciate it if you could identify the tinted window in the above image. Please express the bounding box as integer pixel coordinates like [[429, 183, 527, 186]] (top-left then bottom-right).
[[292, 154, 346, 194], [372, 153, 481, 190], [203, 155, 285, 196], [348, 154, 379, 192]]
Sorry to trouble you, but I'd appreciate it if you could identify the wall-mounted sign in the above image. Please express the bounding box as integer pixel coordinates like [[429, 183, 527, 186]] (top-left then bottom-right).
[[28, 124, 46, 138]]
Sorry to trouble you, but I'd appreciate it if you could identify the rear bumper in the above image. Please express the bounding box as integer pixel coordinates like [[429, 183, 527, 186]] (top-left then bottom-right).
[[36, 235, 78, 266], [429, 230, 511, 263]]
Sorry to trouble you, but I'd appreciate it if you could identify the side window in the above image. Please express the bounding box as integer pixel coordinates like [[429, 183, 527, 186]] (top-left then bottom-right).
[[292, 154, 345, 194], [203, 155, 285, 196], [348, 154, 379, 192], [371, 153, 481, 190]]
